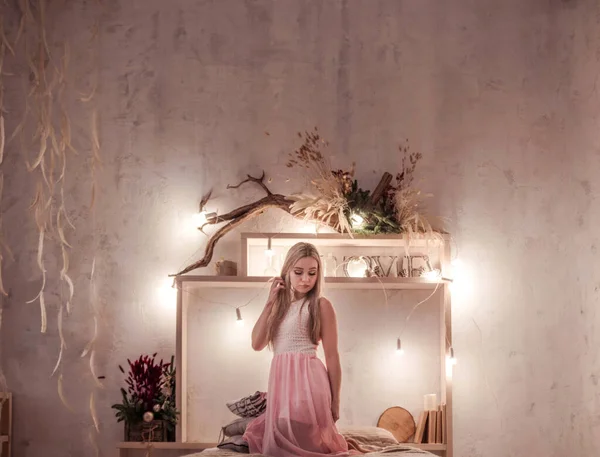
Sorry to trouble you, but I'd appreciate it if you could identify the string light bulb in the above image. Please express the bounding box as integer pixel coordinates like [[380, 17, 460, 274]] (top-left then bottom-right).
[[422, 269, 442, 281], [193, 210, 208, 227], [350, 213, 364, 229], [235, 307, 244, 326], [396, 337, 405, 356], [264, 237, 275, 258], [193, 210, 217, 228], [158, 277, 177, 309], [448, 347, 457, 366]]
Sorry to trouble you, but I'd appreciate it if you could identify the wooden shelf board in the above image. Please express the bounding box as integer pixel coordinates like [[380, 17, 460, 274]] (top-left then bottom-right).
[[409, 443, 447, 451], [176, 275, 446, 290], [242, 232, 449, 247], [116, 442, 217, 449]]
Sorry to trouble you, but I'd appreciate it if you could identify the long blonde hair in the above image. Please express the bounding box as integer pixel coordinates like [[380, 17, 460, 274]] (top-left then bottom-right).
[[266, 242, 324, 346]]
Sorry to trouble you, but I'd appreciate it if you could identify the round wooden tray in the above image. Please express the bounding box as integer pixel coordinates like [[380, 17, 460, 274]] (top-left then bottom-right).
[[377, 406, 416, 443]]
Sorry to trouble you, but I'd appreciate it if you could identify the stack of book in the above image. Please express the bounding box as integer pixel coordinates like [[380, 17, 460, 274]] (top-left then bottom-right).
[[413, 395, 446, 444]]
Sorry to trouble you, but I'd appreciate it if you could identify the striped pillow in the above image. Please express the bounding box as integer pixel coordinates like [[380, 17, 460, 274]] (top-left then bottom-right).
[[226, 391, 267, 418]]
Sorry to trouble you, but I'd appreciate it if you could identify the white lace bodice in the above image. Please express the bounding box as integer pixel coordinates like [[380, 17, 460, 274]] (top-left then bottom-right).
[[272, 299, 318, 355]]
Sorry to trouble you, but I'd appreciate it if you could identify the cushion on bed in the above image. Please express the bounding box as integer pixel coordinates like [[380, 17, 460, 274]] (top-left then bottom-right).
[[221, 417, 254, 438], [338, 426, 399, 447], [226, 391, 267, 418], [216, 435, 250, 453]]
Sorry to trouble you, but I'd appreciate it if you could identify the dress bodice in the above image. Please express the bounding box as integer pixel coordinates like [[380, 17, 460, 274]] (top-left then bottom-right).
[[272, 299, 318, 355]]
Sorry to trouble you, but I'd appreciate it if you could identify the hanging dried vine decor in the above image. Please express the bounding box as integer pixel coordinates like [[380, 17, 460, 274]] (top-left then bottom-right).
[[9, 0, 78, 336], [173, 128, 443, 276], [1, 0, 104, 440]]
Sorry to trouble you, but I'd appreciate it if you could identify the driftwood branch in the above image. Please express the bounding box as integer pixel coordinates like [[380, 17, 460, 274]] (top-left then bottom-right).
[[227, 171, 272, 196], [171, 173, 297, 276], [370, 172, 393, 205], [199, 190, 212, 211]]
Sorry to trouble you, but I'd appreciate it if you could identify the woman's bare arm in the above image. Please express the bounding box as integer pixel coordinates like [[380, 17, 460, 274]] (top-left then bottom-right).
[[320, 297, 342, 421], [251, 277, 284, 351]]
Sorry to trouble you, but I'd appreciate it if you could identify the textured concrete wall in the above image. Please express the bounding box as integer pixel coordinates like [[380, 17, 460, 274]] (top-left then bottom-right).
[[1, 0, 600, 456]]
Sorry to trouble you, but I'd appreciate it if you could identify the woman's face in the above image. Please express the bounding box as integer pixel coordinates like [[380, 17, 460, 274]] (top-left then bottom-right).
[[288, 256, 319, 298]]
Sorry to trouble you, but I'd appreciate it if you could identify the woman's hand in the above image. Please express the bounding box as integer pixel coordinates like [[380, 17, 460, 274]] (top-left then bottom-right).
[[331, 398, 340, 422], [267, 277, 285, 305]]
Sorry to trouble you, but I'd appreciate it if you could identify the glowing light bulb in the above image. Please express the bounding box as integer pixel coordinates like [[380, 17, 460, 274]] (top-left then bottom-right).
[[448, 258, 474, 301], [448, 347, 457, 366], [350, 213, 364, 228], [422, 269, 442, 280], [264, 237, 275, 258], [157, 278, 177, 309], [193, 211, 208, 227], [396, 338, 405, 356], [192, 210, 217, 228], [346, 257, 368, 278]]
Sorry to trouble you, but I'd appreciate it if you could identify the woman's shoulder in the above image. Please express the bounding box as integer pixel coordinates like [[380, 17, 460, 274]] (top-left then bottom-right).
[[318, 296, 335, 312]]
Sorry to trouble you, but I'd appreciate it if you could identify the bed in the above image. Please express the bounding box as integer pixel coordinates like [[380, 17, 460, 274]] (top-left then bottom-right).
[[181, 425, 436, 457], [183, 446, 434, 457]]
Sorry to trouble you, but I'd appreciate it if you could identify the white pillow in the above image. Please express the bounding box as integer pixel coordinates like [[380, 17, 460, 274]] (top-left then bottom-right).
[[338, 426, 399, 447]]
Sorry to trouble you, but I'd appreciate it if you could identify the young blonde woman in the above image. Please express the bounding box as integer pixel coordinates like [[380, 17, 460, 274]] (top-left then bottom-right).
[[243, 242, 360, 456]]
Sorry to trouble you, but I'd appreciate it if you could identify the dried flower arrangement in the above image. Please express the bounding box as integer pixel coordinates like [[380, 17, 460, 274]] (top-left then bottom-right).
[[172, 128, 442, 276], [287, 129, 438, 237], [112, 354, 179, 441]]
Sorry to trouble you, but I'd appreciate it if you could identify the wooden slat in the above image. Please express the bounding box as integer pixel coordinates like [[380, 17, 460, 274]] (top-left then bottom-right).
[[410, 443, 447, 451], [176, 275, 447, 290], [241, 232, 451, 247], [443, 241, 453, 457], [175, 283, 184, 442], [116, 442, 217, 449]]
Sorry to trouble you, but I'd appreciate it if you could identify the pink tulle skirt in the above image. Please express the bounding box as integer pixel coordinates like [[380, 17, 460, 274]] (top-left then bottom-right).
[[243, 352, 358, 457]]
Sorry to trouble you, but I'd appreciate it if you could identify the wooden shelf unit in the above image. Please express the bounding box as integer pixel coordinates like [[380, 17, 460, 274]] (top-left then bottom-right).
[[171, 233, 454, 457]]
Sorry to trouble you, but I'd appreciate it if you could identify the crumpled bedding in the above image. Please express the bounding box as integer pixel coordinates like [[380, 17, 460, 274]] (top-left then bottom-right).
[[183, 443, 434, 457]]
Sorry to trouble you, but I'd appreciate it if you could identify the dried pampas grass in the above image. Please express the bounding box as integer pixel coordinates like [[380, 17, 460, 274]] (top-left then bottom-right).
[[287, 128, 352, 234], [393, 143, 444, 244], [394, 187, 443, 241]]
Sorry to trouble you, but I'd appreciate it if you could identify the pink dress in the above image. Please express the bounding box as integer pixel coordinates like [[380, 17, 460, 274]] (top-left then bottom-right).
[[243, 299, 357, 457]]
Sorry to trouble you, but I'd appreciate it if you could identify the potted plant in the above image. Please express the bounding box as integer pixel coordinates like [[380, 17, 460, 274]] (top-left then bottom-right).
[[112, 353, 179, 442]]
